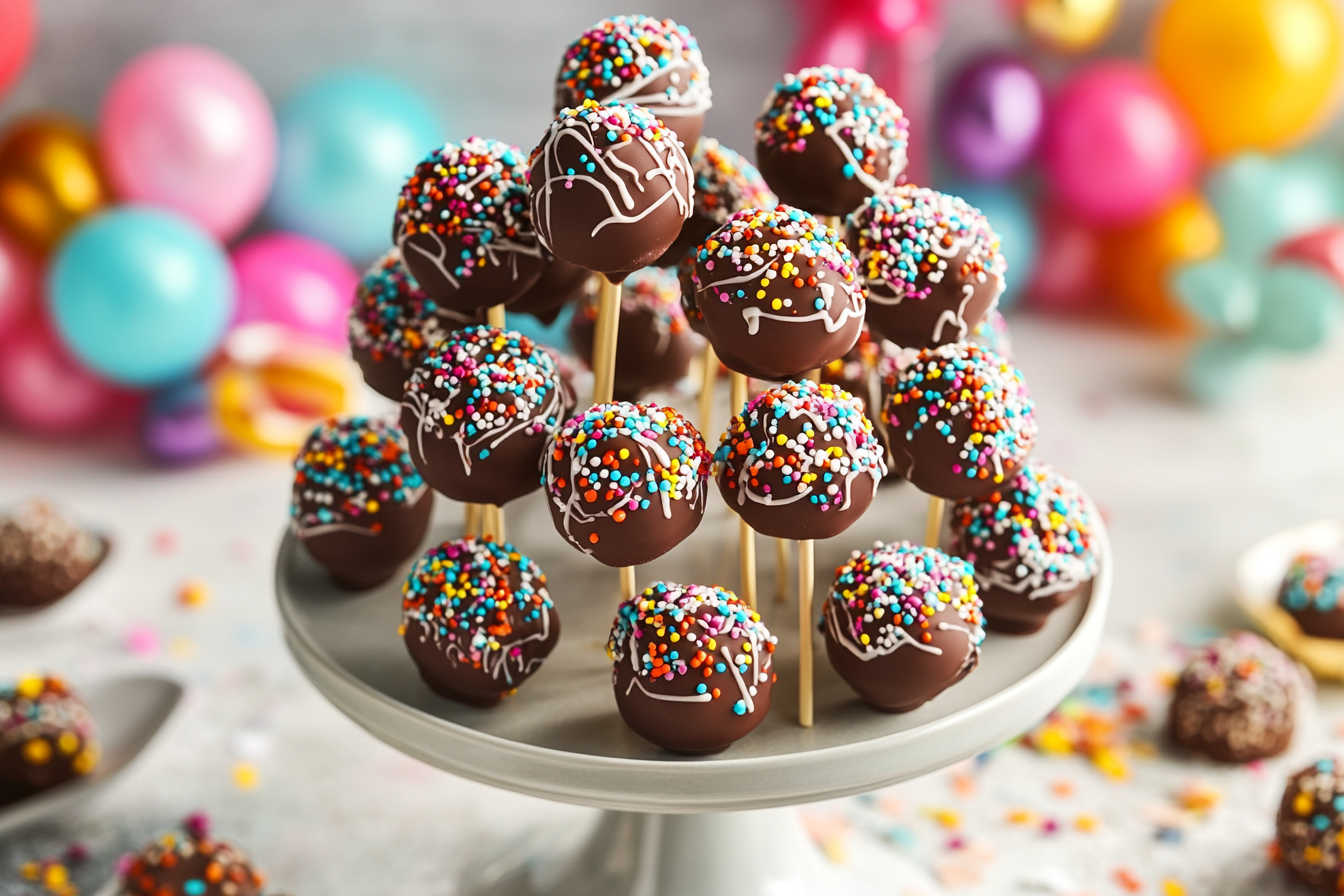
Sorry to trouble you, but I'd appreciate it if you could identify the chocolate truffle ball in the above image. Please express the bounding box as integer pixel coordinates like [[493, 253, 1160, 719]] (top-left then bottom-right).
[[401, 537, 560, 707], [846, 187, 1007, 350], [690, 205, 866, 380], [1169, 632, 1300, 763], [543, 402, 710, 567], [0, 675, 100, 806], [121, 828, 265, 896], [394, 137, 544, 311], [569, 267, 697, 401], [654, 137, 775, 268], [1279, 551, 1344, 639], [1277, 759, 1344, 892], [291, 416, 433, 590], [715, 380, 886, 540], [349, 249, 486, 400], [554, 16, 712, 153], [822, 542, 985, 713], [506, 255, 592, 326], [529, 100, 693, 278], [754, 66, 909, 218], [402, 327, 571, 505], [951, 463, 1099, 634], [884, 343, 1037, 500], [0, 501, 106, 613], [609, 582, 775, 754]]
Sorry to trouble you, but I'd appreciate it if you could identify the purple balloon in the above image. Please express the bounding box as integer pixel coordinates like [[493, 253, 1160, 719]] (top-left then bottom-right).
[[940, 54, 1044, 183]]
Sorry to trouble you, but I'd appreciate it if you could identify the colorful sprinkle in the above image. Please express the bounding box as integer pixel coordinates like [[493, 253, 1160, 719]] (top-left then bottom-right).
[[290, 417, 426, 536], [556, 16, 711, 117]]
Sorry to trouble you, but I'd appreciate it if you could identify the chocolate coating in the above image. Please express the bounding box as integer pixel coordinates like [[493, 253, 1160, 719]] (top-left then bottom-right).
[[0, 675, 99, 806], [394, 138, 544, 311], [402, 537, 559, 707], [654, 137, 775, 268], [543, 402, 709, 567], [529, 101, 692, 278], [1277, 758, 1344, 893], [1279, 551, 1344, 639], [677, 253, 706, 337], [691, 205, 865, 380], [506, 255, 592, 326], [122, 829, 264, 896], [884, 343, 1037, 500], [846, 187, 1007, 350], [822, 542, 984, 713], [291, 416, 433, 590], [0, 501, 106, 613], [609, 582, 775, 754], [754, 66, 909, 217]]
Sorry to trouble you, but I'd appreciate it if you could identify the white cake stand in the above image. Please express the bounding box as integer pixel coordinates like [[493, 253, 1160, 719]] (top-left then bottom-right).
[[275, 485, 1111, 896]]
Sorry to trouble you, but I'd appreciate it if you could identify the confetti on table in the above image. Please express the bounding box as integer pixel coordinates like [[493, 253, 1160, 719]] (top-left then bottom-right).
[[124, 623, 160, 656], [177, 579, 210, 608], [232, 761, 260, 790], [151, 529, 177, 554], [1113, 867, 1143, 892], [1161, 879, 1186, 896]]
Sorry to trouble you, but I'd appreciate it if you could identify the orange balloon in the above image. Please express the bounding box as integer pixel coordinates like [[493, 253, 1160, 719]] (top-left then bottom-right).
[[0, 114, 109, 253], [1099, 194, 1221, 332]]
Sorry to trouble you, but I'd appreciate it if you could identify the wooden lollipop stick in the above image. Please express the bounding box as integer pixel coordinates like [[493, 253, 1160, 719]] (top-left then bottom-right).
[[775, 538, 790, 603], [487, 304, 506, 328], [591, 275, 622, 406], [464, 503, 482, 539], [798, 537, 815, 728], [697, 343, 718, 436], [728, 371, 758, 607], [620, 565, 637, 602], [925, 495, 946, 549]]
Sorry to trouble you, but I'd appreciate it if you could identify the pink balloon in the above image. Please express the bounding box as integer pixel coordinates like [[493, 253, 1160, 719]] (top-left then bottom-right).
[[1042, 60, 1199, 226], [1025, 204, 1102, 312], [0, 230, 36, 345], [0, 320, 118, 436], [99, 44, 277, 242], [231, 232, 359, 346]]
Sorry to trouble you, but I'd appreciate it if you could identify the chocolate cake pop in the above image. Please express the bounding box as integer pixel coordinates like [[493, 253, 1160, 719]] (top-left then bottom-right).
[[883, 343, 1037, 500], [506, 254, 591, 326], [754, 66, 909, 217], [0, 500, 106, 613], [951, 463, 1099, 634], [401, 327, 571, 505], [290, 416, 433, 590], [0, 675, 99, 806], [1279, 551, 1344, 638], [529, 100, 692, 278], [690, 205, 866, 380], [1276, 758, 1344, 893], [401, 537, 560, 707], [654, 137, 775, 268], [543, 402, 709, 567], [394, 137, 544, 310], [1168, 632, 1301, 763], [569, 267, 697, 401], [554, 16, 712, 152], [121, 826, 265, 896], [609, 582, 775, 754], [349, 249, 485, 400], [846, 187, 1007, 349]]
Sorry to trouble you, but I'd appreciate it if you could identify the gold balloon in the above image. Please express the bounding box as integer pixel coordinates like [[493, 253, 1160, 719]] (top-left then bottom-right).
[[1023, 0, 1120, 53], [0, 114, 108, 253]]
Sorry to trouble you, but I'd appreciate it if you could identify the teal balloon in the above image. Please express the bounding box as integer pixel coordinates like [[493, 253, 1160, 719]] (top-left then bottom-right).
[[1250, 263, 1344, 352], [267, 71, 442, 262], [49, 207, 235, 387], [1205, 150, 1344, 260], [1184, 336, 1265, 405], [1168, 257, 1258, 332], [939, 181, 1037, 309]]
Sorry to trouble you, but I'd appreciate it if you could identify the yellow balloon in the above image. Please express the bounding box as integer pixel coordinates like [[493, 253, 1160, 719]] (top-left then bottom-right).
[[1152, 0, 1343, 156], [1023, 0, 1120, 53], [0, 114, 108, 253]]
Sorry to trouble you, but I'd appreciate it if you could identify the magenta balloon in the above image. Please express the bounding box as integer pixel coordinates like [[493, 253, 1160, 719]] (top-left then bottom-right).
[[0, 320, 116, 436], [0, 230, 35, 345], [940, 54, 1043, 182], [1042, 60, 1199, 226], [99, 44, 277, 241], [231, 232, 359, 346]]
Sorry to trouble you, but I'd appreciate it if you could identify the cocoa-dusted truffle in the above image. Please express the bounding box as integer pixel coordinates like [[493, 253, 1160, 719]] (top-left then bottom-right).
[[1276, 759, 1344, 893], [1279, 551, 1344, 639], [883, 343, 1037, 500], [609, 582, 775, 754], [348, 249, 485, 400], [121, 825, 265, 896], [554, 16, 711, 152], [822, 541, 985, 713], [754, 66, 909, 217], [846, 187, 1006, 350], [714, 380, 886, 540], [543, 402, 709, 567], [951, 463, 1099, 634], [506, 255, 591, 326], [530, 100, 692, 278], [0, 675, 100, 806], [655, 137, 775, 267], [569, 266, 697, 402], [402, 327, 571, 505], [394, 137, 544, 310], [0, 501, 106, 613], [690, 205, 866, 380], [1169, 632, 1300, 763], [291, 416, 433, 590], [401, 537, 559, 708]]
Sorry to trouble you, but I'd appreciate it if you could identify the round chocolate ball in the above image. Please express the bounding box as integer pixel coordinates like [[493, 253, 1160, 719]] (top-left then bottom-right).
[[401, 327, 572, 505], [715, 380, 886, 540], [654, 137, 775, 268], [822, 541, 985, 713], [1169, 632, 1300, 763], [847, 187, 1007, 350], [0, 501, 106, 613], [883, 343, 1037, 500], [1279, 551, 1344, 639], [1277, 759, 1344, 892], [690, 205, 865, 380], [0, 675, 99, 806], [609, 582, 775, 754], [754, 66, 909, 217], [554, 16, 711, 153], [349, 249, 486, 401], [291, 416, 433, 590], [506, 255, 592, 326], [121, 828, 264, 896], [543, 402, 710, 567], [529, 100, 693, 278], [402, 537, 560, 708], [951, 463, 1099, 634], [394, 137, 544, 311]]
